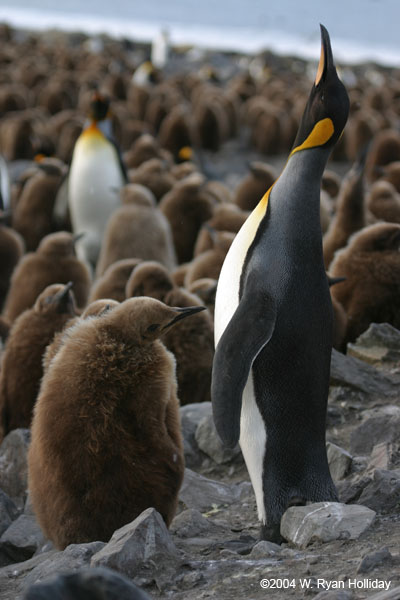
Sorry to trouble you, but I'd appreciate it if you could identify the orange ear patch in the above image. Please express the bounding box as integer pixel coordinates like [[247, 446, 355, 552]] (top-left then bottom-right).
[[290, 118, 334, 156]]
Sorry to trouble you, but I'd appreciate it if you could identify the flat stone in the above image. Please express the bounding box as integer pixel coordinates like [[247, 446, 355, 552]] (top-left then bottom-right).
[[357, 546, 393, 574], [0, 489, 19, 537], [348, 323, 400, 367], [248, 540, 281, 558], [313, 592, 354, 600], [327, 442, 352, 481], [280, 502, 376, 549], [195, 414, 243, 464], [350, 407, 400, 455], [179, 468, 252, 511], [366, 587, 400, 599], [0, 514, 47, 566], [357, 469, 400, 513], [170, 508, 225, 538], [330, 349, 400, 398], [368, 442, 400, 471], [91, 508, 179, 589], [0, 429, 30, 509], [22, 566, 153, 600]]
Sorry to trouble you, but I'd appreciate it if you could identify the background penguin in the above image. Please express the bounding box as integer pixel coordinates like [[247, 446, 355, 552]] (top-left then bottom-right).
[[3, 231, 91, 322], [95, 183, 176, 277], [193, 203, 248, 256], [233, 162, 278, 212], [159, 173, 217, 264], [366, 179, 400, 223], [28, 297, 204, 548], [0, 283, 76, 441], [323, 156, 366, 269], [365, 128, 400, 183], [184, 229, 235, 287], [329, 222, 400, 347], [68, 92, 127, 267], [0, 215, 24, 310], [211, 25, 349, 542], [88, 258, 142, 303], [126, 261, 214, 405], [187, 277, 218, 319], [123, 133, 170, 169], [128, 158, 175, 202], [12, 157, 67, 251]]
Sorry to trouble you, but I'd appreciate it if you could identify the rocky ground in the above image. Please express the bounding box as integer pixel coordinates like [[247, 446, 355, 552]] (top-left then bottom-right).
[[0, 323, 399, 600]]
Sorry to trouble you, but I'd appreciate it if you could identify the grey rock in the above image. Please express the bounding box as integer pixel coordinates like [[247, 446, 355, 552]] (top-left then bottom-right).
[[22, 566, 153, 599], [351, 456, 369, 474], [366, 587, 400, 599], [357, 546, 393, 574], [91, 508, 179, 589], [330, 349, 400, 397], [337, 475, 372, 504], [0, 514, 47, 566], [0, 429, 30, 508], [280, 502, 376, 549], [179, 468, 252, 511], [350, 407, 400, 455], [195, 413, 243, 464], [0, 542, 104, 600], [327, 442, 352, 481], [170, 508, 225, 538], [0, 488, 19, 537], [368, 442, 400, 471], [180, 402, 211, 468], [357, 469, 400, 513], [347, 323, 400, 366], [248, 540, 281, 558]]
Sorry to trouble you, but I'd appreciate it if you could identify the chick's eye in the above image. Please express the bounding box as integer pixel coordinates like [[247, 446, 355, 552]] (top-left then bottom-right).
[[147, 323, 160, 333]]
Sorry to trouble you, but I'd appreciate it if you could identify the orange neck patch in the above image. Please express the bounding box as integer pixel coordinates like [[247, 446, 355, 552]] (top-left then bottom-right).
[[290, 118, 334, 156]]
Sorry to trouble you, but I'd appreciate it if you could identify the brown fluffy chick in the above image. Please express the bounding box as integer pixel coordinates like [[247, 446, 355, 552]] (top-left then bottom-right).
[[330, 223, 400, 347], [0, 219, 24, 311], [128, 158, 175, 202], [323, 161, 366, 270], [159, 173, 217, 264], [367, 180, 400, 224], [12, 159, 67, 251], [233, 161, 278, 212], [126, 261, 214, 405], [3, 231, 91, 322], [184, 229, 234, 287], [88, 258, 142, 303], [0, 283, 76, 442], [96, 184, 176, 277], [28, 297, 202, 548], [193, 203, 247, 256]]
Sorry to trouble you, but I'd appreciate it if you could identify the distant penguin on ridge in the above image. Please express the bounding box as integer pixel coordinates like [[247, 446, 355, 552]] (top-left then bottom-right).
[[211, 25, 349, 542]]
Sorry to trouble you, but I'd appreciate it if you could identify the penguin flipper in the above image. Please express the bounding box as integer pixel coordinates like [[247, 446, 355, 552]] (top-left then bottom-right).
[[212, 289, 276, 448]]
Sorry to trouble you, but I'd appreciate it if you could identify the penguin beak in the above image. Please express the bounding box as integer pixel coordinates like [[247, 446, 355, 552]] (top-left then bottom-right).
[[54, 281, 75, 313], [163, 306, 206, 330], [327, 275, 346, 287], [72, 232, 85, 244], [315, 24, 334, 86]]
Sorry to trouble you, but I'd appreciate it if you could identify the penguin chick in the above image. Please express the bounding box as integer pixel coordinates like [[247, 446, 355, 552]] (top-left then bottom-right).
[[0, 219, 24, 310], [321, 169, 341, 199], [330, 222, 400, 346], [96, 183, 176, 277], [28, 297, 203, 548], [234, 162, 278, 212], [367, 180, 400, 223], [126, 262, 214, 405], [128, 158, 175, 202], [88, 258, 142, 303], [3, 231, 91, 322], [158, 105, 195, 161], [194, 204, 247, 256], [184, 230, 235, 287], [0, 283, 76, 441], [366, 128, 400, 183], [12, 158, 67, 251], [187, 277, 218, 318], [123, 133, 169, 169], [379, 160, 400, 193], [159, 173, 216, 263], [68, 92, 127, 267], [323, 160, 366, 269]]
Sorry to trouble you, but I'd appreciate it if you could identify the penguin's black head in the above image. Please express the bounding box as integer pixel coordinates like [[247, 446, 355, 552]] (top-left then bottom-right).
[[291, 25, 349, 155], [88, 91, 110, 122]]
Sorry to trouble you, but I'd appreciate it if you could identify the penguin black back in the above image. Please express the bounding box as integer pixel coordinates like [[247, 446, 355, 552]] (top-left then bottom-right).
[[212, 25, 349, 541]]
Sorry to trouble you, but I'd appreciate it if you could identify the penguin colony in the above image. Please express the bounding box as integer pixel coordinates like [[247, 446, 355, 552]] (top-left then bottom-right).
[[0, 21, 398, 557]]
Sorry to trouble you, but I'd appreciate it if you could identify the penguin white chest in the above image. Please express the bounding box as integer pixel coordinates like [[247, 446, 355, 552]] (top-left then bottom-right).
[[214, 201, 268, 523]]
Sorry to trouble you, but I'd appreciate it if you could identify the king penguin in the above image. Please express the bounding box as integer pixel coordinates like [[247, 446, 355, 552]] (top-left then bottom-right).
[[211, 25, 349, 542], [68, 91, 127, 268]]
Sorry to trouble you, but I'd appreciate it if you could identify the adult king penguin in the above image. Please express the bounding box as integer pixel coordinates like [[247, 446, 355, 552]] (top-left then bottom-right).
[[68, 92, 127, 268], [212, 25, 349, 542]]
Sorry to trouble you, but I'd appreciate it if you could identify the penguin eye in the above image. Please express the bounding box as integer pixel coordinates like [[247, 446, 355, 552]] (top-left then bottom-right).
[[147, 324, 160, 333]]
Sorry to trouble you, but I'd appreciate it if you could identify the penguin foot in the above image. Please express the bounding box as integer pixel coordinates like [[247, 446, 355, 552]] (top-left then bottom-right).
[[259, 522, 284, 544]]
